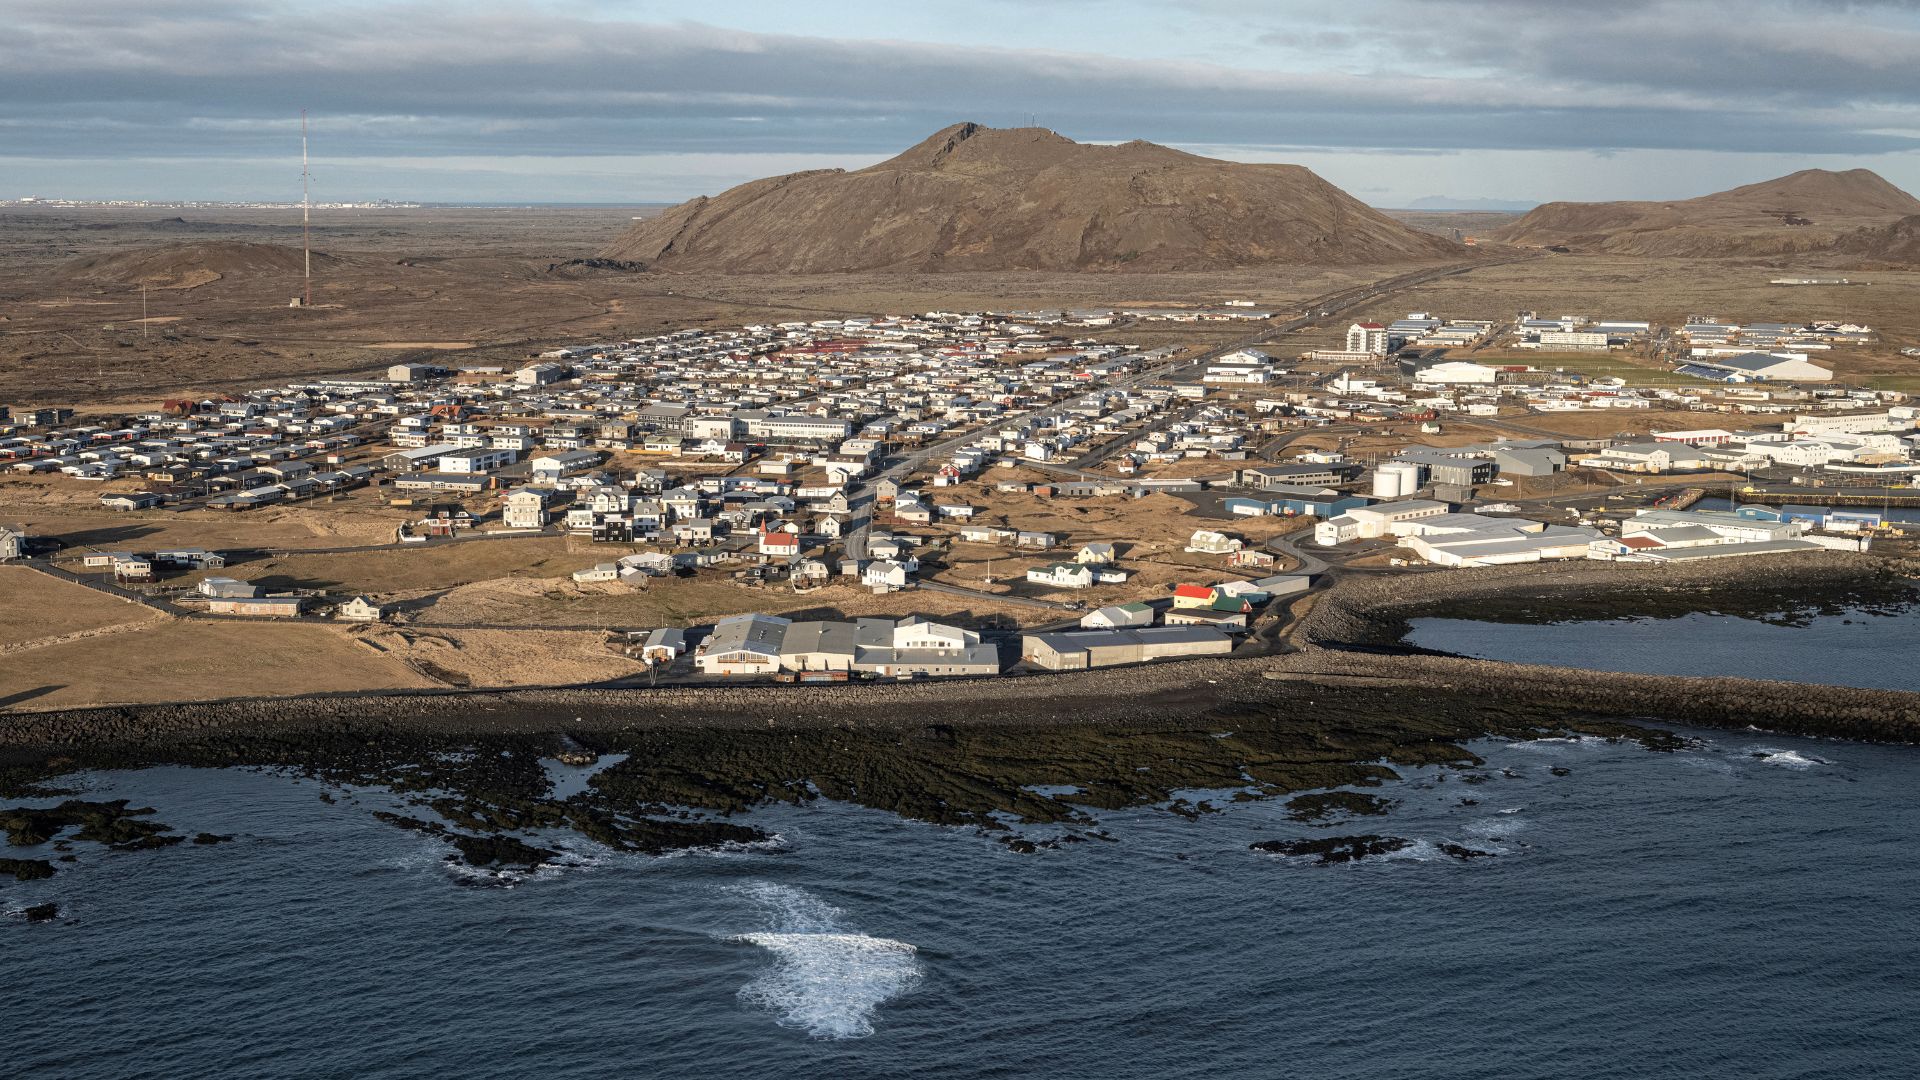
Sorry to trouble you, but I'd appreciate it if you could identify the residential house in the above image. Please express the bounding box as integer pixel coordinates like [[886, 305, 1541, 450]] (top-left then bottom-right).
[[1027, 562, 1095, 589], [1081, 602, 1155, 630], [337, 596, 388, 622]]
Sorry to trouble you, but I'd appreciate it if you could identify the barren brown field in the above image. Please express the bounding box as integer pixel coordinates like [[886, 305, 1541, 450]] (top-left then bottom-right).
[[0, 566, 163, 647], [164, 536, 603, 595], [1507, 408, 1724, 439], [349, 625, 643, 686], [0, 619, 433, 709], [0, 204, 1416, 406], [0, 478, 413, 552]]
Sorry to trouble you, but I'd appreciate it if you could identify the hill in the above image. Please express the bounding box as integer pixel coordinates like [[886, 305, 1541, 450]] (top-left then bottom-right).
[[1490, 169, 1920, 257], [602, 123, 1461, 272], [56, 242, 338, 289], [1831, 214, 1920, 265]]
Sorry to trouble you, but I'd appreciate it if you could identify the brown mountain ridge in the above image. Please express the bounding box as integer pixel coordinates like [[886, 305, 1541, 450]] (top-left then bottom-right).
[[602, 123, 1461, 272], [1491, 169, 1920, 257]]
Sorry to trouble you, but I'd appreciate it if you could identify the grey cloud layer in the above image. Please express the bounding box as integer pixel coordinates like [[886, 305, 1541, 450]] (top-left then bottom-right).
[[4, 0, 1919, 165]]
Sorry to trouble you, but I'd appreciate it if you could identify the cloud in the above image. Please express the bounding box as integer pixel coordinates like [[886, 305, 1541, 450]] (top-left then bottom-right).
[[4, 0, 1920, 198]]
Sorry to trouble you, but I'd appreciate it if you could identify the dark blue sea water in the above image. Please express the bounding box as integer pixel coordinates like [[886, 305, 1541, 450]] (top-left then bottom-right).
[[1407, 607, 1920, 692], [6, 729, 1917, 1079]]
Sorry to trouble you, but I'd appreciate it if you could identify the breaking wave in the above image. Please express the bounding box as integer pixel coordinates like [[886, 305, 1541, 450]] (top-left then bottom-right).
[[1747, 748, 1829, 770], [726, 882, 922, 1039]]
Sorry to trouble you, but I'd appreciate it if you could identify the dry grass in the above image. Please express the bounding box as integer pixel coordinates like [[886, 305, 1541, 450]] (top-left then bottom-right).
[[1507, 408, 1723, 438], [350, 626, 642, 686], [0, 567, 163, 647], [0, 478, 413, 552], [0, 202, 1412, 406], [177, 536, 603, 595], [0, 620, 433, 709]]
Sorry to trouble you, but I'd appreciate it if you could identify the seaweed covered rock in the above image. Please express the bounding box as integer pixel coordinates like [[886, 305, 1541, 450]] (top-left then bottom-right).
[[1, 800, 178, 850], [1251, 835, 1411, 863], [1285, 790, 1397, 822], [445, 833, 555, 869], [1, 857, 56, 881]]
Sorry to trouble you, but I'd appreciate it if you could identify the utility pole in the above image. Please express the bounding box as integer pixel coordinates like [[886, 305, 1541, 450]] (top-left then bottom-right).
[[301, 108, 312, 307]]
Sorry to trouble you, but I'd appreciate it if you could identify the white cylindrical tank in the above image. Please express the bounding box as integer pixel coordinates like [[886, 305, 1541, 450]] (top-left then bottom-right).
[[1372, 461, 1421, 499]]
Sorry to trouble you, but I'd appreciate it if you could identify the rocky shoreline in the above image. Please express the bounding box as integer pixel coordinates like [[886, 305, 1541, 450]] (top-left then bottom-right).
[[1, 552, 1914, 758], [0, 551, 1911, 875]]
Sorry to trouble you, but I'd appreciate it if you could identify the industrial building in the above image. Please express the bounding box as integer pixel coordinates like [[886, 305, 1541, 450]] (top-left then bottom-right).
[[1022, 625, 1235, 671], [1675, 352, 1833, 383]]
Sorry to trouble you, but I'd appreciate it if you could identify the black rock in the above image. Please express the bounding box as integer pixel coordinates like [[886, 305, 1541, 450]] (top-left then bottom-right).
[[445, 833, 555, 869], [1438, 843, 1496, 860], [1251, 835, 1412, 864], [1550, 766, 1572, 777], [192, 833, 235, 846], [1, 858, 56, 881], [22, 902, 59, 923]]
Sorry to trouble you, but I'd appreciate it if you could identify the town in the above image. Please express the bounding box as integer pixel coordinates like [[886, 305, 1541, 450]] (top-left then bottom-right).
[[2, 303, 1916, 698]]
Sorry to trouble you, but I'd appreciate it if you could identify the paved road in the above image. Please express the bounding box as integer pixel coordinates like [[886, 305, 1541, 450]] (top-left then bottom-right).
[[1263, 530, 1331, 576]]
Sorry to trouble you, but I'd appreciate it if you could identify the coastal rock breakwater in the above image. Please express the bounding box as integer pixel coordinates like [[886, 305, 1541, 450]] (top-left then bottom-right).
[[1278, 552, 1920, 744], [1294, 552, 1918, 646]]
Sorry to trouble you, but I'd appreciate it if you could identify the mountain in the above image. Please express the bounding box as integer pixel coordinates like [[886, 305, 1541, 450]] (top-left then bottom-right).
[[601, 123, 1461, 272], [1402, 196, 1538, 212], [57, 241, 337, 289], [1490, 169, 1920, 257]]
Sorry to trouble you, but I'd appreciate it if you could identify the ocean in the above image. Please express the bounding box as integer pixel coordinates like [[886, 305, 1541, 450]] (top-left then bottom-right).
[[1406, 606, 1920, 693], [6, 728, 1918, 1079]]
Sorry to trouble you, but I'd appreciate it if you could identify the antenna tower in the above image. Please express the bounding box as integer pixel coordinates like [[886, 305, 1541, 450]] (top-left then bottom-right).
[[301, 109, 312, 306]]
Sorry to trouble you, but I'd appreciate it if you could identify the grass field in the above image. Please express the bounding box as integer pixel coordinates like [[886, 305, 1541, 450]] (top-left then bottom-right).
[[175, 536, 604, 595], [0, 567, 162, 648], [0, 620, 433, 709], [1465, 349, 1720, 388]]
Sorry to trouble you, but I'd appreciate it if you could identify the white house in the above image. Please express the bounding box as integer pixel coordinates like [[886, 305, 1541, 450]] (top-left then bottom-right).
[[863, 559, 915, 591], [336, 595, 388, 622], [1027, 562, 1095, 589], [1081, 602, 1155, 629], [503, 488, 550, 529]]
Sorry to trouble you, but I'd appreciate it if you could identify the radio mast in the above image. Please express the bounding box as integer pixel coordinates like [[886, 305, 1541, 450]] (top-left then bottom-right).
[[301, 109, 312, 306]]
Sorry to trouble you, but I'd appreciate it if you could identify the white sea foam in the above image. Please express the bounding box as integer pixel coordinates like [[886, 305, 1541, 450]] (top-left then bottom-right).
[[1747, 747, 1828, 770], [725, 882, 922, 1039], [1464, 815, 1525, 839], [1379, 839, 1445, 862], [651, 832, 789, 861]]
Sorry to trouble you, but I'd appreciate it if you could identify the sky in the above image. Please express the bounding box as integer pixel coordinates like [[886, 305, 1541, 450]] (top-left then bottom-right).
[[9, 0, 1920, 207]]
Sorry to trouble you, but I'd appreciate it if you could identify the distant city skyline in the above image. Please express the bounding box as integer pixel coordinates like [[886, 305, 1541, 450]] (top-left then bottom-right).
[[8, 0, 1920, 206]]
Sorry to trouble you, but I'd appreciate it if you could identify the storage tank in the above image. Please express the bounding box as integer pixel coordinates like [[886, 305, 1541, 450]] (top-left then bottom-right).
[[1372, 461, 1422, 499]]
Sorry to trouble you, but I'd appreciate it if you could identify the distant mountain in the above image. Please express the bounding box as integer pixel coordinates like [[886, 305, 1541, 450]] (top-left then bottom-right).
[[1491, 169, 1920, 256], [602, 123, 1462, 272], [1401, 196, 1539, 212]]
